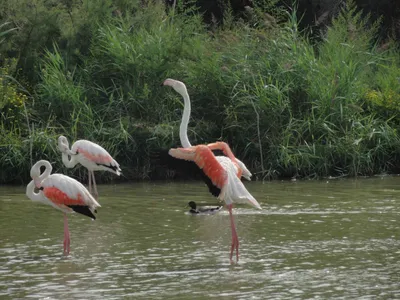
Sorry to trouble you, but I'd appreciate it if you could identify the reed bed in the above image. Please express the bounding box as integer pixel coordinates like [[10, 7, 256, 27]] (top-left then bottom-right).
[[1, 0, 399, 183]]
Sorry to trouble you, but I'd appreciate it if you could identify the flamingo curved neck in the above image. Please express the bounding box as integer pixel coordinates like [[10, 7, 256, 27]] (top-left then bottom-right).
[[59, 137, 79, 168], [179, 91, 192, 148], [37, 160, 52, 183], [61, 152, 78, 168]]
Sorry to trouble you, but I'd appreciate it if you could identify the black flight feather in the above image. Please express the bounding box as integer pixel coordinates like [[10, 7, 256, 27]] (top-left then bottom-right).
[[96, 163, 120, 172], [67, 205, 97, 219]]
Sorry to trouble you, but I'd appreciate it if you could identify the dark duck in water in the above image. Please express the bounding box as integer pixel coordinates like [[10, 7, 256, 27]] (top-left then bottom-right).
[[187, 201, 222, 215]]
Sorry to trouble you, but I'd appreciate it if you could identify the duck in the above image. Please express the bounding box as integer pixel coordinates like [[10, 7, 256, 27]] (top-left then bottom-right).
[[187, 201, 222, 215]]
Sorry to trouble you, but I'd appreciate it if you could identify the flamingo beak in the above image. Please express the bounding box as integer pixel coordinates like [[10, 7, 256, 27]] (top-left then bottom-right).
[[162, 79, 173, 87]]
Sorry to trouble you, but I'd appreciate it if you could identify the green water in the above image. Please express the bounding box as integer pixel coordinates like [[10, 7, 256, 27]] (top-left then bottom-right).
[[0, 178, 399, 299]]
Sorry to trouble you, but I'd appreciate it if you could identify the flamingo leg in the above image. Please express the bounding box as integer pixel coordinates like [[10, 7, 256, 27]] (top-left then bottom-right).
[[88, 169, 92, 195], [63, 213, 70, 256], [227, 204, 239, 263], [91, 170, 99, 200]]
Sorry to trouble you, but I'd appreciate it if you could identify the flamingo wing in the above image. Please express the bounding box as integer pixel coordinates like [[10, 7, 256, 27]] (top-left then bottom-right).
[[151, 148, 222, 197], [42, 174, 101, 219], [169, 147, 261, 209], [217, 157, 261, 209], [71, 140, 121, 174], [206, 142, 252, 180], [169, 145, 228, 191]]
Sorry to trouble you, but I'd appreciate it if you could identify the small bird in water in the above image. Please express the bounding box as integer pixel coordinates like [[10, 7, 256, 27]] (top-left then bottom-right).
[[187, 201, 222, 215]]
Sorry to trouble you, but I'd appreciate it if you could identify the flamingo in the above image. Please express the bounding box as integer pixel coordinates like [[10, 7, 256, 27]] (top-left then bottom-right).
[[26, 160, 101, 255], [58, 135, 121, 199], [162, 79, 261, 263]]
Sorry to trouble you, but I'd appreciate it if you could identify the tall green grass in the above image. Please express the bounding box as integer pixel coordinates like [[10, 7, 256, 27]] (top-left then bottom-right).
[[1, 0, 400, 184]]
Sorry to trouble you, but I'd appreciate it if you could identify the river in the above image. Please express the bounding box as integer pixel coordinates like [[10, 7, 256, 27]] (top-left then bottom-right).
[[0, 178, 399, 299]]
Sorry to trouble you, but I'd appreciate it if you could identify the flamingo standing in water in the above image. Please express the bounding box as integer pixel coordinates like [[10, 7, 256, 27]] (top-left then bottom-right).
[[162, 79, 261, 263], [58, 136, 121, 199], [26, 160, 101, 255]]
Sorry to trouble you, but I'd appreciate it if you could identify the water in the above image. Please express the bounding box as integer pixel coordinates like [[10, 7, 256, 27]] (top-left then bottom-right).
[[1, 178, 399, 299]]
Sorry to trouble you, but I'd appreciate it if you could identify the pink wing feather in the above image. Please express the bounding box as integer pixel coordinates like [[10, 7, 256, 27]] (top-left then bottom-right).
[[42, 173, 100, 211], [71, 140, 121, 173]]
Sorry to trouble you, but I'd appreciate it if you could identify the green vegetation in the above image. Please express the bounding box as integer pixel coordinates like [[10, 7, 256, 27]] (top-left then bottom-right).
[[1, 0, 400, 184]]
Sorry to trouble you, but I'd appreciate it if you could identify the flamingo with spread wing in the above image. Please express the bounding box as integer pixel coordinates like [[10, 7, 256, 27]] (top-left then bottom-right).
[[162, 79, 261, 262]]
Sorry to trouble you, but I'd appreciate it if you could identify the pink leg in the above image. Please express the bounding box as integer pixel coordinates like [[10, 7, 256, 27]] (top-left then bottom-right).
[[227, 204, 239, 263], [91, 171, 98, 200], [63, 213, 70, 256]]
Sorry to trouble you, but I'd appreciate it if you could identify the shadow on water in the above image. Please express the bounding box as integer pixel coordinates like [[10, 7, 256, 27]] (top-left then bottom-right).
[[1, 178, 400, 299]]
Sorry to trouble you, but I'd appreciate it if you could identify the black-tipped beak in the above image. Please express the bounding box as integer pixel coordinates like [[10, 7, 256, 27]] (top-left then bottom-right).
[[160, 82, 164, 86]]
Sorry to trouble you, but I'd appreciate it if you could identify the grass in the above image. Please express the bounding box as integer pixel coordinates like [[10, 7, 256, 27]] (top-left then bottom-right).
[[1, 0, 400, 184]]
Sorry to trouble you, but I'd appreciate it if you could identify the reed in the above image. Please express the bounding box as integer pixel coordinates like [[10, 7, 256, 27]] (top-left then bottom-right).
[[1, 0, 400, 183]]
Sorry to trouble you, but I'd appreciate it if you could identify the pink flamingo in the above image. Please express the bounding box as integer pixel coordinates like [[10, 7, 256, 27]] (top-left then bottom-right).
[[26, 160, 101, 255], [163, 79, 261, 263], [58, 136, 121, 199]]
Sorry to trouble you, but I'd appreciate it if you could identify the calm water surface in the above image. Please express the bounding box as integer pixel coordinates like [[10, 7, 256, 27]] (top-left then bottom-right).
[[0, 178, 399, 299]]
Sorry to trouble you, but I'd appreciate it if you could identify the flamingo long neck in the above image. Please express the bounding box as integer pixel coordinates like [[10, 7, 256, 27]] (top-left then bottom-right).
[[37, 160, 52, 183], [61, 152, 78, 168], [57, 137, 78, 169], [26, 180, 46, 202], [179, 90, 192, 148]]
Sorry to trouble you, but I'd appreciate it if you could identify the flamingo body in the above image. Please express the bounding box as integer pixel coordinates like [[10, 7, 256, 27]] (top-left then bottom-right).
[[70, 140, 121, 175], [26, 160, 100, 255], [58, 136, 121, 199], [169, 146, 261, 209], [39, 174, 99, 218]]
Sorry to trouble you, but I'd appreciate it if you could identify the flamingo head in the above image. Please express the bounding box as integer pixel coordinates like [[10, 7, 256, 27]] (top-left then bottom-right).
[[57, 135, 70, 153], [162, 78, 188, 96]]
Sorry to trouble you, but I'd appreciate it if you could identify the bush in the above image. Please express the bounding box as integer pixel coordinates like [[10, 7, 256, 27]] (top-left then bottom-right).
[[1, 0, 400, 183]]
